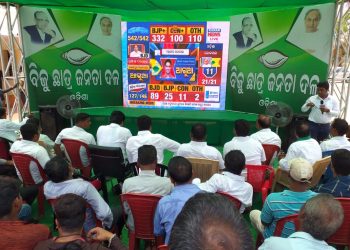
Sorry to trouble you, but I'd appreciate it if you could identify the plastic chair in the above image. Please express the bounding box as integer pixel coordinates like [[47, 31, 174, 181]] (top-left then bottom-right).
[[120, 193, 162, 250], [128, 162, 168, 177], [272, 156, 331, 191], [310, 156, 331, 188], [256, 213, 299, 248], [262, 144, 280, 166], [11, 152, 47, 216], [327, 198, 350, 248], [0, 137, 11, 160], [216, 191, 242, 209], [186, 157, 219, 182], [89, 145, 127, 203], [246, 165, 275, 203], [61, 139, 91, 178], [321, 150, 334, 184], [157, 245, 169, 250]]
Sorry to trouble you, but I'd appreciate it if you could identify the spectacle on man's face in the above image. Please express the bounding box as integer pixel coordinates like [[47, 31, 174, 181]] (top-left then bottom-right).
[[242, 18, 253, 36], [305, 10, 320, 33], [35, 12, 49, 31], [100, 18, 112, 36]]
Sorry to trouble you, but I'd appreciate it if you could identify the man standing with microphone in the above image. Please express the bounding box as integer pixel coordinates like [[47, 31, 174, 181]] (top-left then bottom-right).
[[301, 81, 339, 142]]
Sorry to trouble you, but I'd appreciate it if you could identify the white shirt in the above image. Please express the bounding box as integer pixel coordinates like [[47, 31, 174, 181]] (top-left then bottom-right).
[[96, 123, 132, 160], [10, 139, 50, 184], [55, 126, 96, 167], [259, 231, 336, 250], [123, 170, 173, 195], [301, 94, 340, 124], [44, 178, 113, 228], [176, 141, 225, 169], [223, 136, 266, 165], [130, 50, 142, 58], [320, 136, 350, 152], [279, 138, 322, 170], [126, 130, 180, 164], [39, 134, 55, 158], [251, 128, 281, 148], [0, 117, 28, 142], [197, 171, 253, 213]]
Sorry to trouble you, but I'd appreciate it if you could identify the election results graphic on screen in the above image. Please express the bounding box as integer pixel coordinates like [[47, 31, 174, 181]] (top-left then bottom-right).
[[122, 22, 230, 110]]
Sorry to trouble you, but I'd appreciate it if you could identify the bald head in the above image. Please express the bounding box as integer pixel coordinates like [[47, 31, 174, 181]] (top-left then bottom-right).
[[257, 114, 271, 129]]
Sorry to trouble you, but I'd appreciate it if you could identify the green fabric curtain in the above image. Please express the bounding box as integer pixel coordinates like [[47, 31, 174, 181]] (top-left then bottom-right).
[[10, 0, 335, 21], [10, 0, 334, 10]]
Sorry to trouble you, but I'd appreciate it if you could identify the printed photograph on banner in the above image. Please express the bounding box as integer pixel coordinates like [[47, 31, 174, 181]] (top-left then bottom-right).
[[286, 3, 335, 63], [121, 21, 230, 110], [87, 14, 121, 59], [20, 7, 63, 57], [229, 13, 262, 60]]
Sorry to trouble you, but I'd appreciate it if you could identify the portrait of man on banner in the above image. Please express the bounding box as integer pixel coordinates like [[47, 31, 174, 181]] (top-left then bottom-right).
[[286, 3, 335, 63], [228, 13, 263, 61], [20, 7, 63, 57], [24, 11, 56, 44], [87, 13, 121, 59]]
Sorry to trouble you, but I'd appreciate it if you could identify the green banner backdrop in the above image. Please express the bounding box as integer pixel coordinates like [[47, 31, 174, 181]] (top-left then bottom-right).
[[227, 2, 335, 114], [19, 1, 335, 114], [20, 6, 123, 110]]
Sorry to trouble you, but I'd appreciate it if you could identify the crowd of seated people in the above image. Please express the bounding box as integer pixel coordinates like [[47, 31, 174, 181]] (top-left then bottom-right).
[[0, 110, 349, 249]]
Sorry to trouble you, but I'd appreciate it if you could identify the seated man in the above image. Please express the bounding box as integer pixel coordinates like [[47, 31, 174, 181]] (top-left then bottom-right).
[[315, 149, 350, 197], [10, 123, 50, 184], [320, 118, 350, 152], [250, 158, 317, 238], [35, 193, 126, 250], [259, 194, 344, 250], [176, 123, 224, 169], [169, 193, 253, 250], [97, 110, 132, 160], [196, 150, 253, 213], [126, 115, 180, 164], [154, 156, 201, 243], [251, 114, 281, 148], [279, 121, 322, 170], [0, 107, 28, 142], [122, 145, 173, 229], [26, 117, 55, 158], [123, 145, 172, 195], [44, 156, 113, 232], [0, 177, 50, 250], [223, 119, 266, 165], [54, 112, 96, 168]]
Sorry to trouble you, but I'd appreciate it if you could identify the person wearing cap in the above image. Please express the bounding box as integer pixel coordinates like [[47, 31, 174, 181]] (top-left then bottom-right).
[[250, 158, 317, 239], [301, 81, 340, 142], [258, 193, 344, 250]]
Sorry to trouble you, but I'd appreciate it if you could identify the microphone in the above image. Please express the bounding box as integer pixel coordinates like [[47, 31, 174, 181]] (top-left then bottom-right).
[[320, 100, 324, 114]]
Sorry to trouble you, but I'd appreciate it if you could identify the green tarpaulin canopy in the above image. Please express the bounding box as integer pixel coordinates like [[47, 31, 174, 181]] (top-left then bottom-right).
[[9, 0, 335, 21]]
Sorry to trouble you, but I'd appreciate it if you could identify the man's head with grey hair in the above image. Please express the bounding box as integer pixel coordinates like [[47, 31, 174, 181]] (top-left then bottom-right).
[[299, 193, 344, 240]]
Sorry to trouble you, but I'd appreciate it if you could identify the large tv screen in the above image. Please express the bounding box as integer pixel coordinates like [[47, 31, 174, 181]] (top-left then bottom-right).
[[122, 21, 229, 110]]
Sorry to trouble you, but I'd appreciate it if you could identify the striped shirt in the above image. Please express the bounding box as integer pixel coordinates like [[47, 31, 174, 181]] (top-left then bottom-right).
[[261, 190, 317, 238], [314, 176, 350, 197]]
